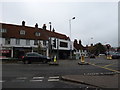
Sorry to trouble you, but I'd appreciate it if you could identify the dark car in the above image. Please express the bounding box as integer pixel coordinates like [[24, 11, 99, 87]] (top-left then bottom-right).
[[22, 52, 51, 64], [90, 54, 95, 58], [111, 52, 120, 59]]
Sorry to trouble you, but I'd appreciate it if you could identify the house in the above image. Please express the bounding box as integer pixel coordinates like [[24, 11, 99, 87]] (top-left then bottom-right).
[[0, 21, 72, 59], [73, 39, 88, 59]]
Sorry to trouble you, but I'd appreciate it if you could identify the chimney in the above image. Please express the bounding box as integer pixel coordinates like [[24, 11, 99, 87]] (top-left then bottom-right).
[[42, 24, 46, 30], [35, 23, 38, 28], [52, 28, 55, 32], [79, 40, 81, 45], [22, 21, 25, 26]]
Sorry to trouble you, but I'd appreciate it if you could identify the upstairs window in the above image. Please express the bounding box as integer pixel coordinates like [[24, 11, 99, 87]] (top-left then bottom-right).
[[20, 30, 25, 35], [35, 32, 40, 36], [0, 28, 7, 33]]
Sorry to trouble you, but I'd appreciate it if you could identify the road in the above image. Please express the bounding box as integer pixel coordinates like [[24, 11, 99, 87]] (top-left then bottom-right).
[[1, 56, 120, 89]]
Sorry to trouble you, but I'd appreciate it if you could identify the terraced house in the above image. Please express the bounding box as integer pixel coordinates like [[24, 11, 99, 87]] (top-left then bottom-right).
[[0, 21, 73, 59]]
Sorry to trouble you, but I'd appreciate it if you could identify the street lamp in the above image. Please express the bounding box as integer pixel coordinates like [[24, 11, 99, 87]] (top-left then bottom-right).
[[69, 17, 75, 59]]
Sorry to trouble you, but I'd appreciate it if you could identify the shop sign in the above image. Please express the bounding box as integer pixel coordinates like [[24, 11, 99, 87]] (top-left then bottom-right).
[[0, 50, 10, 53]]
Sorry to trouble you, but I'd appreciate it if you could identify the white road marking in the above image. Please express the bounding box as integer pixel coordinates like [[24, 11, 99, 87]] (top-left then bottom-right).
[[11, 80, 25, 82], [16, 77, 27, 80], [49, 76, 59, 79], [48, 79, 59, 82], [30, 80, 43, 82], [0, 80, 5, 83], [33, 77, 44, 79]]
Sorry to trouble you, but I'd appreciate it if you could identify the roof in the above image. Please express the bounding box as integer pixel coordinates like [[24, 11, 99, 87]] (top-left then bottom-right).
[[1, 23, 70, 40]]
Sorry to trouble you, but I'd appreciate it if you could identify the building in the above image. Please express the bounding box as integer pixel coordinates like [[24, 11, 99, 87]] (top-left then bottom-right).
[[73, 39, 88, 59], [0, 21, 73, 59]]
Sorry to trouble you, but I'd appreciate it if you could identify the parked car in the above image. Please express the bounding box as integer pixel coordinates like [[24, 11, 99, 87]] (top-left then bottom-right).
[[111, 52, 120, 59], [22, 52, 51, 64]]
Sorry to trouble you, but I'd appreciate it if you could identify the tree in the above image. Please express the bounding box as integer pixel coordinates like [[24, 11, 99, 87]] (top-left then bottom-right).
[[88, 43, 106, 55], [94, 43, 106, 55]]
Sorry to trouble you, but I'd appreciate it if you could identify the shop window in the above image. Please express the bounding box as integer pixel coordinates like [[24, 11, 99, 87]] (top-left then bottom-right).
[[26, 40, 30, 45], [43, 40, 46, 46], [5, 38, 10, 45], [16, 39, 20, 45], [34, 40, 38, 45]]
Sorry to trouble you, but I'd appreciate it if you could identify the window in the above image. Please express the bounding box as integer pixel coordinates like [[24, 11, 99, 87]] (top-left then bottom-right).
[[34, 40, 38, 45], [5, 38, 10, 45], [60, 41, 68, 48], [16, 39, 20, 45], [20, 30, 25, 35], [43, 40, 46, 46], [35, 32, 40, 36], [26, 40, 30, 45], [0, 28, 7, 33]]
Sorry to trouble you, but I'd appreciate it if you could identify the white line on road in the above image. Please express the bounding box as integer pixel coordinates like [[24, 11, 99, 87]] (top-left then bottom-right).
[[49, 76, 59, 79], [16, 77, 27, 80], [11, 80, 25, 82], [48, 79, 59, 82], [0, 80, 5, 83], [30, 80, 43, 82], [33, 77, 44, 79]]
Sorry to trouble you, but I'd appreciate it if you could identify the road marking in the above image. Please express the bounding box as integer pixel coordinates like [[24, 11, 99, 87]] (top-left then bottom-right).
[[49, 76, 59, 79], [103, 63, 117, 68], [16, 77, 27, 80], [33, 77, 44, 79], [90, 63, 120, 73], [48, 79, 59, 82], [0, 80, 5, 83], [30, 80, 43, 82], [11, 80, 25, 82]]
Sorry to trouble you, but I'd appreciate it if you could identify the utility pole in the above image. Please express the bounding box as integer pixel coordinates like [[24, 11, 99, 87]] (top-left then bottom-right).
[[69, 17, 75, 59]]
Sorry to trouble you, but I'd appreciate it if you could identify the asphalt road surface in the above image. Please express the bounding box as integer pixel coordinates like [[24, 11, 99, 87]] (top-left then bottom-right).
[[1, 56, 119, 89]]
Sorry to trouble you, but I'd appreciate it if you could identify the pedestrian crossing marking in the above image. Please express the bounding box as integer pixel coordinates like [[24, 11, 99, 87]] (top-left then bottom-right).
[[16, 77, 27, 80], [0, 80, 5, 83], [33, 77, 44, 79], [49, 76, 59, 79], [48, 79, 59, 82], [30, 80, 43, 82]]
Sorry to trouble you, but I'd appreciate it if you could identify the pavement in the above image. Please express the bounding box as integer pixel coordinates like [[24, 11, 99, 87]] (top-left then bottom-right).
[[61, 74, 120, 89]]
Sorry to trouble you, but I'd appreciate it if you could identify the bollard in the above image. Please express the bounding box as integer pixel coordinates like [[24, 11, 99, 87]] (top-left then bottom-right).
[[81, 55, 85, 63], [54, 56, 57, 62], [107, 55, 112, 60]]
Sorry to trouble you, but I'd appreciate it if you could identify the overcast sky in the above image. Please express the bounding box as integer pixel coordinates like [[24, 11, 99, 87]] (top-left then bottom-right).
[[0, 0, 119, 47]]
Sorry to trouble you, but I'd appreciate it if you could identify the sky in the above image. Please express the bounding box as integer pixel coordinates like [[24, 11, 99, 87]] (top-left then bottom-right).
[[0, 0, 119, 47]]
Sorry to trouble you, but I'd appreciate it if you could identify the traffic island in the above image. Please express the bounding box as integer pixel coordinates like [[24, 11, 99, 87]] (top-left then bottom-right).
[[48, 61, 59, 65], [78, 55, 89, 65], [49, 56, 59, 65], [78, 62, 89, 65]]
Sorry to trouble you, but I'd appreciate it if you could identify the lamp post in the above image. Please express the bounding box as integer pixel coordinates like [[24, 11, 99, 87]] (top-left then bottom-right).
[[69, 17, 75, 59]]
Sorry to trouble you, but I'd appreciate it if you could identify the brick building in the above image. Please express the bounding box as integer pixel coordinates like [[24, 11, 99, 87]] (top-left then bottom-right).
[[0, 21, 73, 59]]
